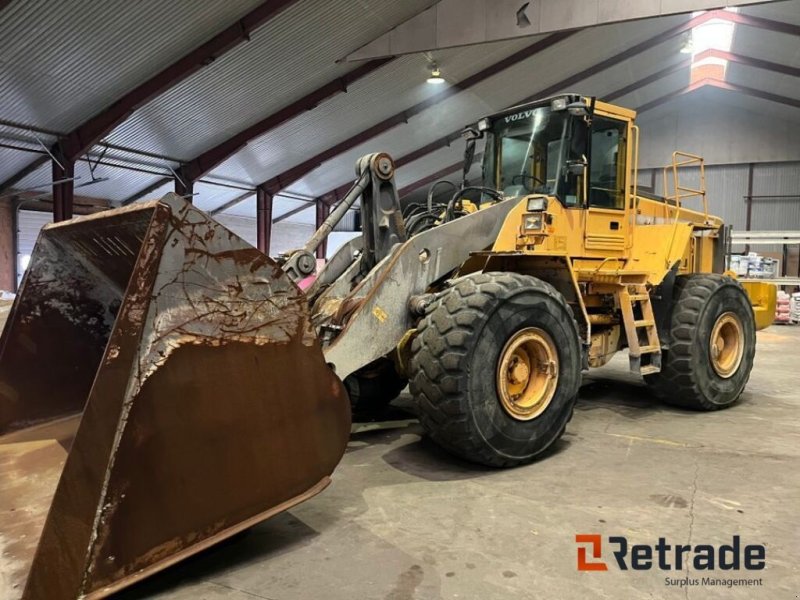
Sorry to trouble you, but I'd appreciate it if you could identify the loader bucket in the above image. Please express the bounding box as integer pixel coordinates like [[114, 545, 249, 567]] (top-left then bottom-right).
[[0, 194, 350, 600]]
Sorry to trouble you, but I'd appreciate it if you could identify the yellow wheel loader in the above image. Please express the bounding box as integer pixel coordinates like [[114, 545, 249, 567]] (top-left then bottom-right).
[[0, 94, 774, 598]]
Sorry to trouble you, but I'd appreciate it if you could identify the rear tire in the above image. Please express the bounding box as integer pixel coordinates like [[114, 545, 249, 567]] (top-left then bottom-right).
[[645, 274, 755, 410], [408, 272, 581, 467]]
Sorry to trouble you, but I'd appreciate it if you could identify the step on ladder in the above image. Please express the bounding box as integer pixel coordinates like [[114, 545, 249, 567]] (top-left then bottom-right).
[[618, 284, 662, 376]]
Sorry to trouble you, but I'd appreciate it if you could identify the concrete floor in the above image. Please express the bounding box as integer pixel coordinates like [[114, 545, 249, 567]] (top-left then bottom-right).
[[117, 327, 800, 600]]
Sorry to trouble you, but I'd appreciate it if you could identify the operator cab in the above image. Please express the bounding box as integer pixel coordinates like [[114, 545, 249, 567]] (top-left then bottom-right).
[[466, 94, 629, 212]]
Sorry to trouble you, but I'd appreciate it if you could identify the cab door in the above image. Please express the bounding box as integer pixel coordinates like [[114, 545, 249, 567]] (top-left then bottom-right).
[[583, 115, 629, 256]]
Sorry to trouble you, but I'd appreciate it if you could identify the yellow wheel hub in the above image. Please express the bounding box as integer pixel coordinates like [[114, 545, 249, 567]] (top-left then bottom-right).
[[497, 327, 559, 421], [709, 312, 744, 378]]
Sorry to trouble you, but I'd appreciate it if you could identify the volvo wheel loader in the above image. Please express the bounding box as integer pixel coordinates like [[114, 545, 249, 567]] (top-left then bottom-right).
[[0, 94, 775, 599]]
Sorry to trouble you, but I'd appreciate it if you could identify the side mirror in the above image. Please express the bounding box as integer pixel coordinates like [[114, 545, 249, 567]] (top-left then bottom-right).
[[566, 157, 587, 176]]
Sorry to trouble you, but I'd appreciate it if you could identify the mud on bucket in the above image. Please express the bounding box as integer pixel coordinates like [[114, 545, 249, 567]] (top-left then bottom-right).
[[0, 194, 350, 600]]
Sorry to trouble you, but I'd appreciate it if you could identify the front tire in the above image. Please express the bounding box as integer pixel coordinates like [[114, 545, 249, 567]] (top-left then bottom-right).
[[408, 272, 581, 467], [645, 274, 756, 410]]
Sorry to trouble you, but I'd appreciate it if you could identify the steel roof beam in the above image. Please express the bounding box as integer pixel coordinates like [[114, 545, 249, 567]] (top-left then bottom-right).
[[60, 0, 301, 161], [316, 11, 721, 206], [121, 177, 171, 205], [1, 0, 300, 192], [638, 77, 800, 113], [273, 201, 316, 224], [180, 58, 393, 184], [702, 48, 800, 78], [722, 9, 800, 36], [607, 49, 800, 103], [705, 78, 800, 109], [315, 10, 799, 206], [208, 191, 255, 216], [0, 155, 48, 193], [398, 161, 465, 198], [253, 32, 576, 199], [343, 0, 779, 61], [604, 58, 693, 102]]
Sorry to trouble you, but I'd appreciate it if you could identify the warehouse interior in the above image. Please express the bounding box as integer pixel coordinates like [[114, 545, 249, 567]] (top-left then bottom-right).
[[0, 1, 799, 599]]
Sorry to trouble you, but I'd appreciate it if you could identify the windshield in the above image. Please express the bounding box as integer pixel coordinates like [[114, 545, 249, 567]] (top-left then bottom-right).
[[483, 105, 572, 200]]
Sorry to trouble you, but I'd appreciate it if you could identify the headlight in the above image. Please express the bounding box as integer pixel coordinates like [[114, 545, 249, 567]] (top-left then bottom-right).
[[526, 197, 547, 211], [523, 214, 543, 232], [551, 97, 567, 111], [477, 117, 491, 131]]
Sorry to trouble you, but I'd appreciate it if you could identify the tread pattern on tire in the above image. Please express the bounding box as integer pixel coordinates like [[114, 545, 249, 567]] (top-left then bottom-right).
[[645, 273, 755, 410], [409, 271, 578, 467]]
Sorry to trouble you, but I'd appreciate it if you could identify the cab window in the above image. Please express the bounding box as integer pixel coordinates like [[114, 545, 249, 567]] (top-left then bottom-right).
[[589, 116, 627, 209]]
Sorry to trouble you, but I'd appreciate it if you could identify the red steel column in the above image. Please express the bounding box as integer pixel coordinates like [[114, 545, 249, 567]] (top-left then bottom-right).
[[744, 162, 754, 254], [52, 158, 74, 222], [175, 176, 194, 200], [256, 187, 273, 254]]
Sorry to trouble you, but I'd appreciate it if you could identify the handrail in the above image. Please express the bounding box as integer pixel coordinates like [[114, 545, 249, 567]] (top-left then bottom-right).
[[592, 256, 625, 273], [662, 150, 707, 267], [630, 124, 640, 249], [662, 151, 707, 219]]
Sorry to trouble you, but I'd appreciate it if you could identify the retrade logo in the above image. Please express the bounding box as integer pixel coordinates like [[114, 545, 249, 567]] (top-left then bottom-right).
[[576, 534, 608, 571], [575, 534, 766, 572]]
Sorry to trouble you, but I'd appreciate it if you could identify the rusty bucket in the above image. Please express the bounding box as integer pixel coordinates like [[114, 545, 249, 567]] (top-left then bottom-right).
[[0, 194, 350, 600]]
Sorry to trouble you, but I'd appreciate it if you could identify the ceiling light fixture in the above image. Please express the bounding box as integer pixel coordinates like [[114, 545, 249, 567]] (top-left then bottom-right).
[[427, 63, 445, 84]]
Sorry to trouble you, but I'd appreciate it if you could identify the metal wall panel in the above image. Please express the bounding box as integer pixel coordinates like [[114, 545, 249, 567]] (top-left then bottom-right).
[[651, 163, 749, 229], [750, 162, 800, 253], [333, 210, 357, 232], [16, 209, 51, 286], [704, 164, 750, 231]]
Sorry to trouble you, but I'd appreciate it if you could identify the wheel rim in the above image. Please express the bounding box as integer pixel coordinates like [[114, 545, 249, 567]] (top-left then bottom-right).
[[496, 327, 559, 421], [709, 311, 744, 378]]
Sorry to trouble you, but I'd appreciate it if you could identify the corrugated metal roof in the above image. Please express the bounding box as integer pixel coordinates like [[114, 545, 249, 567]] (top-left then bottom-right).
[[615, 69, 690, 110], [104, 0, 438, 158], [732, 26, 800, 66], [1, 0, 798, 227], [0, 0, 269, 131], [0, 149, 42, 188], [741, 1, 800, 26], [280, 17, 685, 201], [190, 181, 251, 213], [727, 62, 800, 101], [10, 151, 175, 202], [223, 193, 258, 218], [210, 34, 536, 186]]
